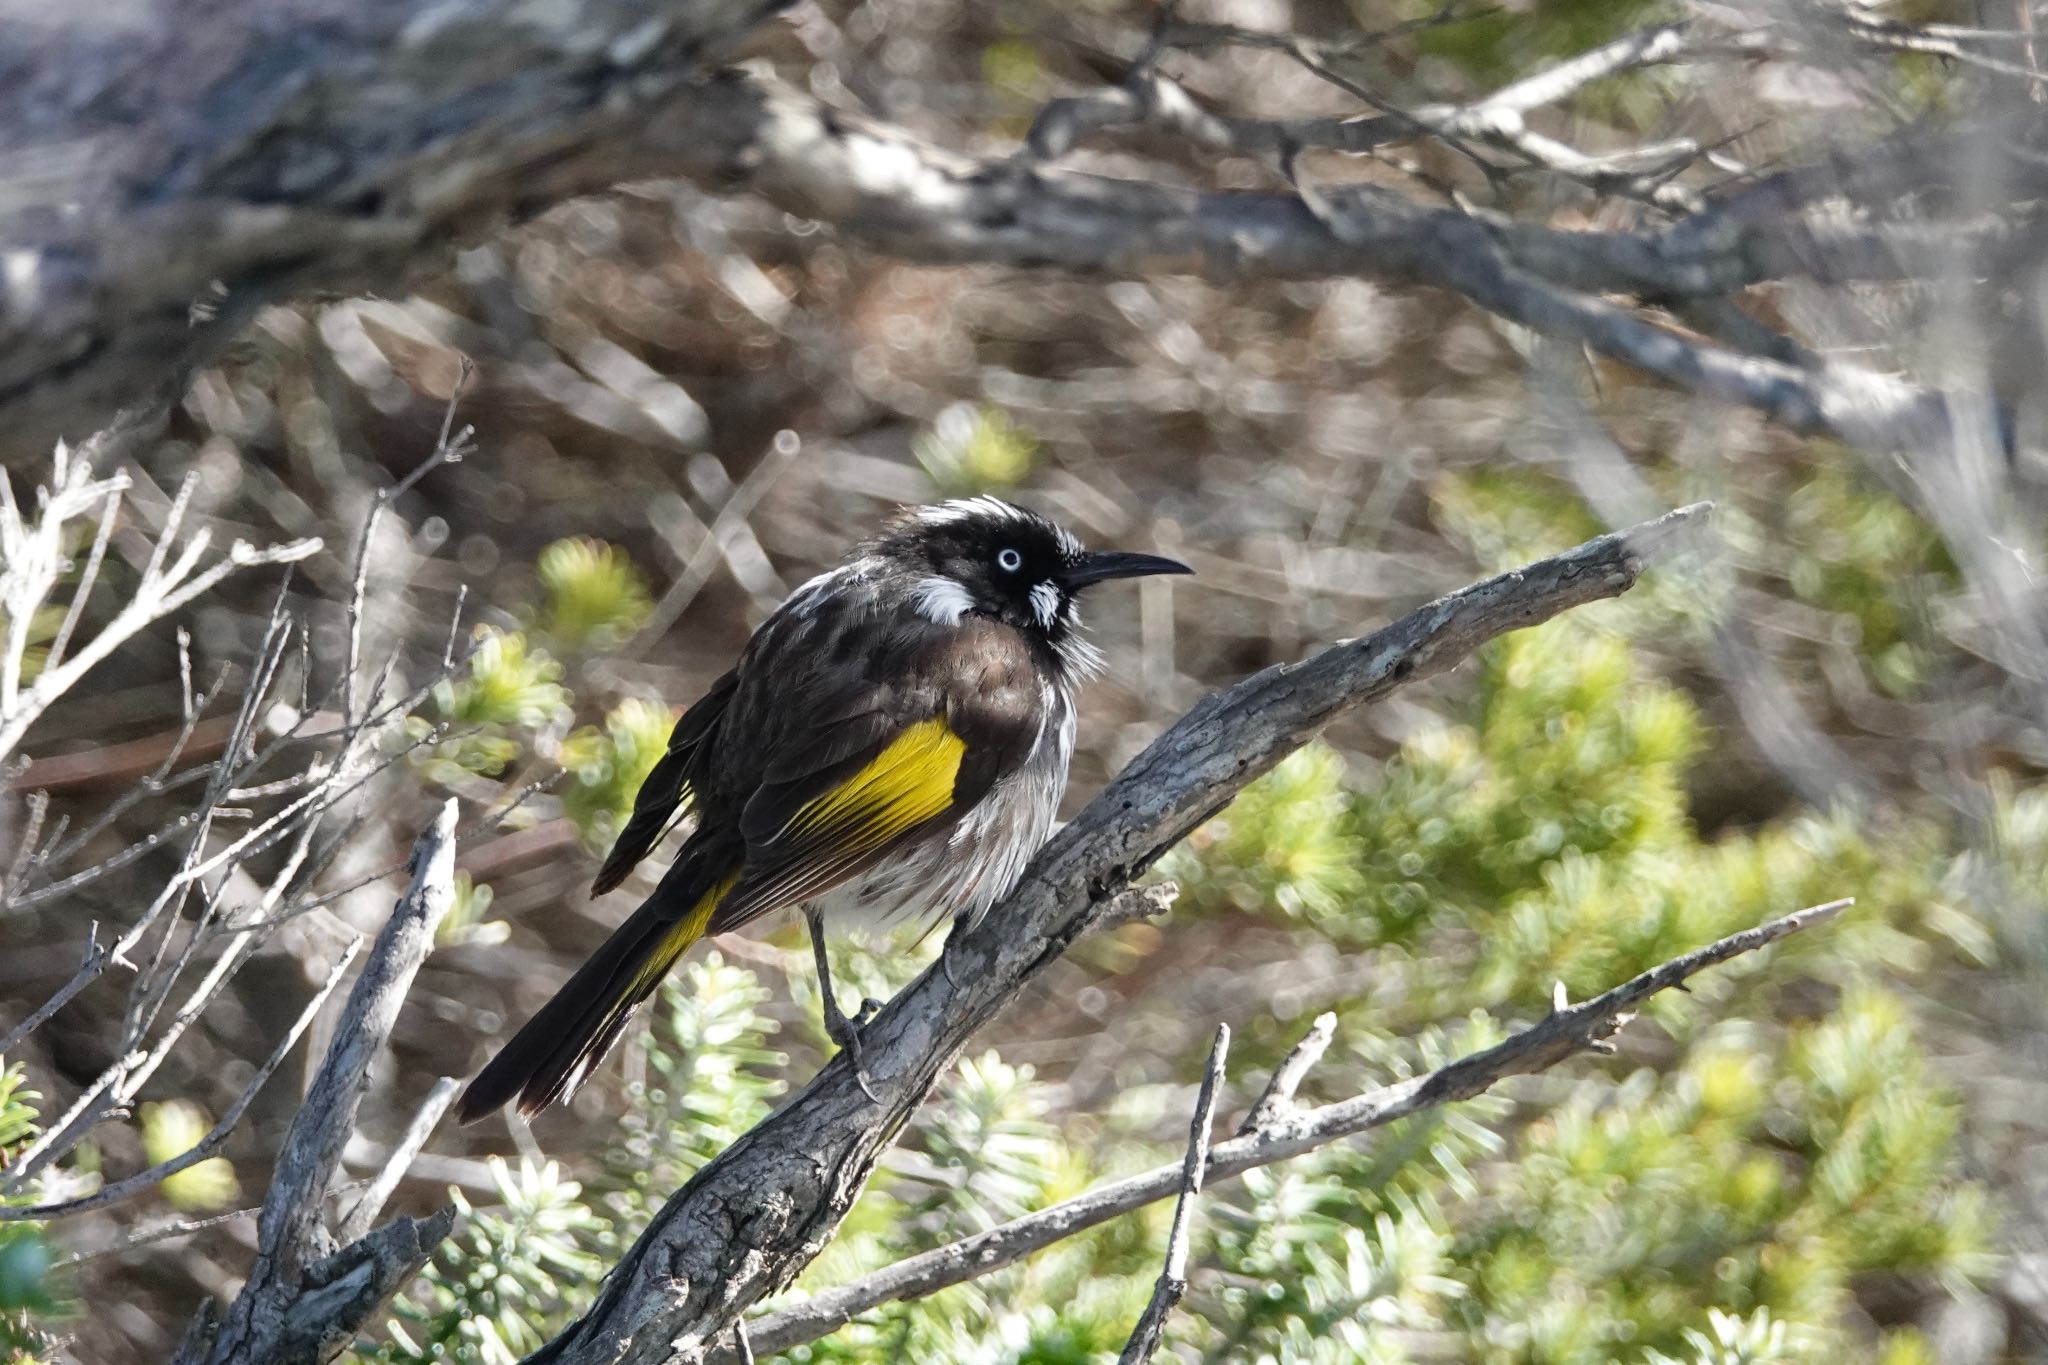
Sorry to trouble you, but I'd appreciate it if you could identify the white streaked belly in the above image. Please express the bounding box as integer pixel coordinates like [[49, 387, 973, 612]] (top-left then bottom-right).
[[810, 693, 1074, 935]]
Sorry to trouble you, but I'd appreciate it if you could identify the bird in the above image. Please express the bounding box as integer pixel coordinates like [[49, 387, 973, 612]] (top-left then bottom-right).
[[456, 496, 1190, 1121]]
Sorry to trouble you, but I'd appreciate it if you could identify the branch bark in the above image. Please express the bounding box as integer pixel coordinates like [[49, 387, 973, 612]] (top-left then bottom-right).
[[525, 500, 1712, 1365]]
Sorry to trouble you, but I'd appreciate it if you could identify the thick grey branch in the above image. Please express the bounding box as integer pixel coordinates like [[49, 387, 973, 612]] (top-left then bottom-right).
[[0, 0, 788, 460], [278, 1207, 459, 1365], [526, 501, 1712, 1365], [729, 897, 1849, 1359]]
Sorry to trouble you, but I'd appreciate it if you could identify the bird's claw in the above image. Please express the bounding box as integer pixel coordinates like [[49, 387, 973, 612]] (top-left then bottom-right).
[[821, 992, 883, 1105]]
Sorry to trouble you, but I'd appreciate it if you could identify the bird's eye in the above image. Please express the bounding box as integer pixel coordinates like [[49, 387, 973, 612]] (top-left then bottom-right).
[[996, 547, 1023, 572]]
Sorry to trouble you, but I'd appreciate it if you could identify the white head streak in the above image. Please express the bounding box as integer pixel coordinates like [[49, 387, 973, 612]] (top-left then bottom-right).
[[1027, 580, 1061, 629], [911, 575, 974, 626], [916, 496, 1084, 559]]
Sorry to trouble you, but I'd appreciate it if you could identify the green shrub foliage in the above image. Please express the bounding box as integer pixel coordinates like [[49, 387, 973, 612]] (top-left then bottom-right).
[[1, 1060, 57, 1364]]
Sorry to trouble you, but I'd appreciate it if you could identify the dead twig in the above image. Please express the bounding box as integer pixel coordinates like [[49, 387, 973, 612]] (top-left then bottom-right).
[[335, 1077, 461, 1245], [1118, 1022, 1228, 1365], [1238, 1010, 1336, 1135], [0, 934, 361, 1220], [181, 801, 462, 1365]]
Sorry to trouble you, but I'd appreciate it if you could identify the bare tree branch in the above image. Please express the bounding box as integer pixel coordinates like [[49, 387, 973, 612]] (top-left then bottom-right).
[[1026, 21, 1703, 210], [646, 70, 2002, 460], [726, 897, 1850, 1360], [524, 500, 1711, 1364], [1118, 1022, 1228, 1365], [1238, 1010, 1336, 1136], [180, 800, 460, 1365]]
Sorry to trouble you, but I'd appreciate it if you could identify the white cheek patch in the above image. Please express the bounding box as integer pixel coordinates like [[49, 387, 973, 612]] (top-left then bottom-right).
[[912, 575, 975, 625], [1028, 581, 1061, 628]]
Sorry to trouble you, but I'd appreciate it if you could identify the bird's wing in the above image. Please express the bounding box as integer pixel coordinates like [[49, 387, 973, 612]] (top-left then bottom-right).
[[707, 622, 1049, 933], [590, 668, 740, 895]]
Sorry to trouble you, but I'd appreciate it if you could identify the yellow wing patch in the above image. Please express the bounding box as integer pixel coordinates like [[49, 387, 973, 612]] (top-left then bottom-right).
[[626, 869, 739, 1000], [788, 716, 966, 855]]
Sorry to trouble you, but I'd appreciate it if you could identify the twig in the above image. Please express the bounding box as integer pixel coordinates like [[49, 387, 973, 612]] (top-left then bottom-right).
[[2, 819, 324, 1196], [726, 898, 1849, 1360], [0, 923, 98, 1058], [0, 452, 318, 764], [335, 1077, 461, 1245], [0, 933, 361, 1220], [528, 502, 1711, 1365], [1118, 1023, 1228, 1365], [1238, 1010, 1335, 1135], [56, 1207, 261, 1268], [343, 361, 472, 731], [54, 1173, 382, 1268]]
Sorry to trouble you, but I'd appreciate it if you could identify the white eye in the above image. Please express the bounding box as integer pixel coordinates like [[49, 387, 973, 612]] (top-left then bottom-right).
[[996, 547, 1023, 572]]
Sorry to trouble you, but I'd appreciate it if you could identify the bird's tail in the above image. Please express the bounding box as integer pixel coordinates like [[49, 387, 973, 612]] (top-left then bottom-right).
[[456, 854, 739, 1123]]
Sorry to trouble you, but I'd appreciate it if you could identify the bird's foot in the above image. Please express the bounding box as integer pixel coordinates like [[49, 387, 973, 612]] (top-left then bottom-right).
[[822, 992, 883, 1104]]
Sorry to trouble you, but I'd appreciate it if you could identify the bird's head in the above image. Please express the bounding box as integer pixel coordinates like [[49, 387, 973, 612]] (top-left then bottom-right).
[[875, 497, 1190, 664]]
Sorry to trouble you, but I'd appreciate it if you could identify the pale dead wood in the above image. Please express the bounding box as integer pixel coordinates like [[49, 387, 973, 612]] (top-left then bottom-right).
[[1117, 1022, 1229, 1364], [1239, 1010, 1337, 1136], [182, 802, 460, 1365]]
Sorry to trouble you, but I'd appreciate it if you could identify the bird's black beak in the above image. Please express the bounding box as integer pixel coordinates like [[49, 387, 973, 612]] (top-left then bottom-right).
[[1062, 549, 1194, 589]]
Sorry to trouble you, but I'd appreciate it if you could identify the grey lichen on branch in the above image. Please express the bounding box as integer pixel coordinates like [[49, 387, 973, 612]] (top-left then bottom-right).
[[524, 501, 1713, 1365]]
